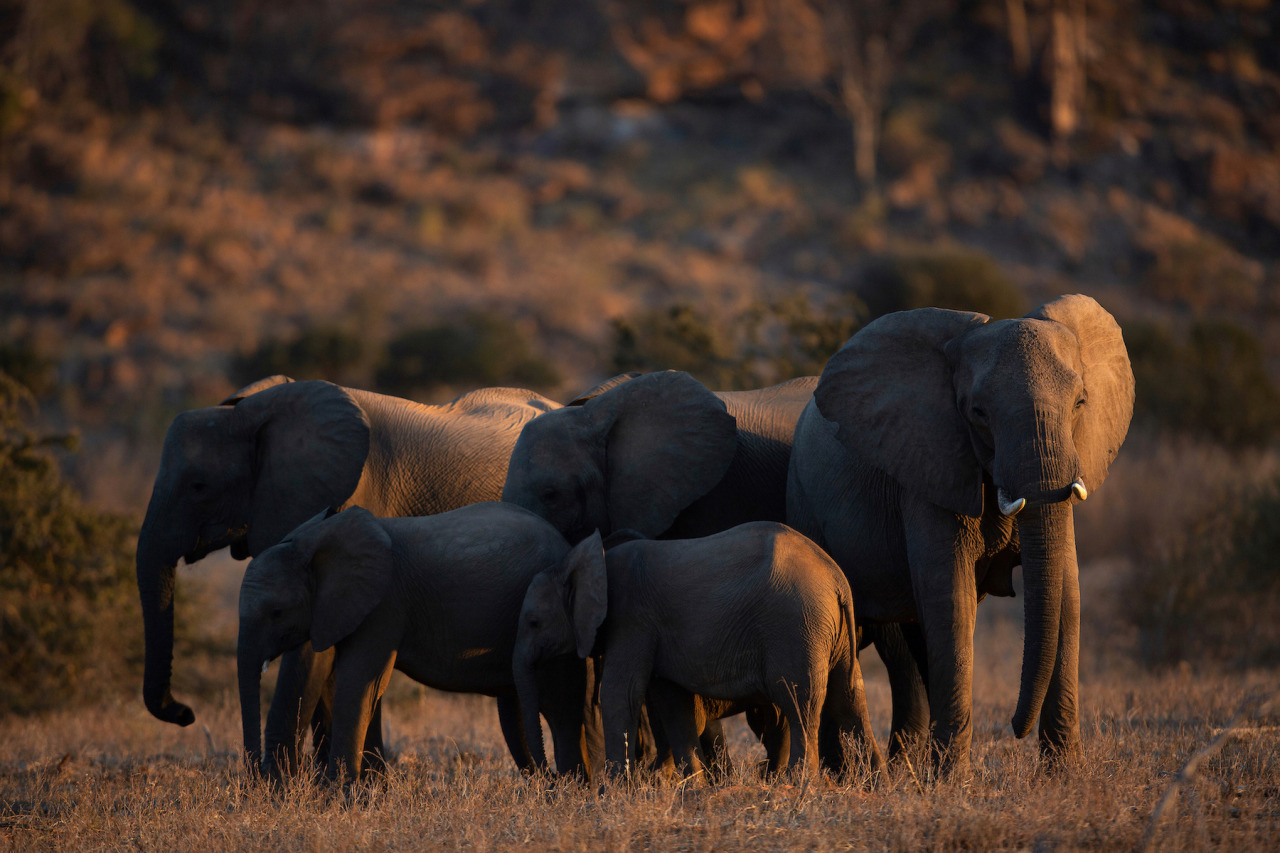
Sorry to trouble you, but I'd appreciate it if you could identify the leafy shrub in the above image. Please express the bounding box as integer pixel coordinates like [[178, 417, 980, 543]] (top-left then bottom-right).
[[611, 294, 863, 390], [1125, 319, 1280, 448], [229, 327, 370, 389], [0, 373, 140, 713], [1122, 475, 1280, 667], [612, 304, 750, 390], [857, 247, 1026, 319], [376, 312, 560, 397]]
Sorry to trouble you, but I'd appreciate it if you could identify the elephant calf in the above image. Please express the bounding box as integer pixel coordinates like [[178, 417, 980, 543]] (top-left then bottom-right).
[[514, 523, 885, 780], [236, 502, 590, 782]]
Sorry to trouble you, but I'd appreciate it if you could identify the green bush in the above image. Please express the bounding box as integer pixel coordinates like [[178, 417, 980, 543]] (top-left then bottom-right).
[[858, 247, 1026, 320], [376, 312, 560, 397], [611, 294, 863, 390], [1125, 319, 1280, 448], [1123, 476, 1280, 667], [229, 327, 370, 389], [0, 373, 140, 713]]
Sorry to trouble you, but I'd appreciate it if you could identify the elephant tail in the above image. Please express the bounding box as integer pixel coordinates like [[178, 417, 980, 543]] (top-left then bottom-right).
[[836, 588, 859, 674]]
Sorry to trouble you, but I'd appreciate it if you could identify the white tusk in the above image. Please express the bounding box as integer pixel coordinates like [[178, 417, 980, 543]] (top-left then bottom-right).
[[261, 660, 269, 675], [997, 489, 1026, 517], [1071, 477, 1088, 501]]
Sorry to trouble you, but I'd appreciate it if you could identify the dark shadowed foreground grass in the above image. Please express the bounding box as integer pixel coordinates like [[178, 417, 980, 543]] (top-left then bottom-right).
[[2, 638, 1277, 851]]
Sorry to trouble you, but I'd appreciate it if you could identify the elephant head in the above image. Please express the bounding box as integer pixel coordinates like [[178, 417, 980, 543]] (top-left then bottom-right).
[[236, 507, 394, 766], [502, 371, 738, 543], [512, 531, 607, 768], [137, 378, 371, 726], [814, 293, 1133, 742]]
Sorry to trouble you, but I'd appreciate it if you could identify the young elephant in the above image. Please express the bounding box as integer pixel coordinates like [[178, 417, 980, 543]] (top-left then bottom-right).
[[236, 502, 588, 781], [514, 523, 884, 780]]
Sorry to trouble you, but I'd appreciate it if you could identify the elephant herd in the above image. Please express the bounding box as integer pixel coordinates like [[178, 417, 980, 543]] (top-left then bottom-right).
[[135, 294, 1135, 784]]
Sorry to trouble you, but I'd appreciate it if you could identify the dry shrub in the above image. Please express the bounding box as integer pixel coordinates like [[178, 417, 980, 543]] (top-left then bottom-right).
[[0, 373, 138, 713], [611, 292, 861, 390], [856, 246, 1027, 320], [1075, 431, 1280, 668], [1124, 318, 1280, 448]]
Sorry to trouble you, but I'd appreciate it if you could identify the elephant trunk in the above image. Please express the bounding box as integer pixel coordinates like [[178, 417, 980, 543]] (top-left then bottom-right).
[[136, 509, 196, 726], [1010, 501, 1073, 738], [237, 640, 265, 770], [514, 660, 548, 770]]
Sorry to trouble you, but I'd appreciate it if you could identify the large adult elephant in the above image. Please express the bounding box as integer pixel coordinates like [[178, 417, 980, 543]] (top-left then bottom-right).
[[501, 369, 818, 770], [136, 375, 562, 772], [787, 294, 1133, 776]]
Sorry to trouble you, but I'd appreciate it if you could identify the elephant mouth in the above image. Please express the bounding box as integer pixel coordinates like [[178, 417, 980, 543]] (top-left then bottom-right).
[[185, 524, 250, 564], [997, 478, 1087, 516]]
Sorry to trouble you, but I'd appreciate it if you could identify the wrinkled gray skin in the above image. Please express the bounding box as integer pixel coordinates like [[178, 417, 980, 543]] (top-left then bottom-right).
[[514, 526, 885, 780], [501, 370, 817, 769], [787, 294, 1134, 776], [237, 503, 589, 781], [136, 376, 559, 773]]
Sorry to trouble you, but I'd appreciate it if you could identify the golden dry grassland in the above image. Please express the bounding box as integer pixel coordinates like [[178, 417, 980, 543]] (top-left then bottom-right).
[[2, 601, 1277, 852]]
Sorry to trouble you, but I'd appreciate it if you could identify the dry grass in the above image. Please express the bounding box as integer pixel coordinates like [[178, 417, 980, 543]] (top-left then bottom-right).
[[3, 608, 1277, 851]]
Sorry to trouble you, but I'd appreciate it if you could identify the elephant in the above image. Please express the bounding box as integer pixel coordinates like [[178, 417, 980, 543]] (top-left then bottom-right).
[[500, 369, 818, 768], [513, 525, 885, 781], [786, 293, 1134, 776], [136, 375, 562, 774], [236, 502, 591, 781]]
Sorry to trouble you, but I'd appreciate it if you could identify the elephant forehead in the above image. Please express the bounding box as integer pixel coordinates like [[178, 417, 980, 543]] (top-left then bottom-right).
[[168, 408, 238, 460], [969, 319, 1082, 387]]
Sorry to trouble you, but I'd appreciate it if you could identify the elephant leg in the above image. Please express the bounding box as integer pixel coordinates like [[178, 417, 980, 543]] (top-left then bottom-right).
[[646, 680, 704, 780], [599, 638, 654, 781], [326, 642, 398, 784], [264, 643, 333, 777], [537, 656, 591, 779], [819, 649, 885, 779], [698, 718, 734, 782], [870, 622, 931, 761], [768, 670, 824, 779], [496, 696, 534, 773], [908, 525, 978, 779], [747, 705, 789, 776], [362, 700, 389, 775], [1038, 564, 1081, 764]]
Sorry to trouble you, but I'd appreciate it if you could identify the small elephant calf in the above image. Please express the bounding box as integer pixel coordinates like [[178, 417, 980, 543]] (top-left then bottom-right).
[[514, 522, 885, 780], [236, 502, 591, 781]]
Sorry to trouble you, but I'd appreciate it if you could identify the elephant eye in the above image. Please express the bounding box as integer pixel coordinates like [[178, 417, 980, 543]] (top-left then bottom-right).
[[1075, 395, 1087, 409], [270, 607, 283, 619], [971, 406, 988, 424], [190, 481, 208, 493]]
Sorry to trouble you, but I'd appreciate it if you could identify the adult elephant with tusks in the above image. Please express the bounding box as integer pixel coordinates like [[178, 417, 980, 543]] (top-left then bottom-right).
[[135, 374, 566, 775], [787, 294, 1134, 777]]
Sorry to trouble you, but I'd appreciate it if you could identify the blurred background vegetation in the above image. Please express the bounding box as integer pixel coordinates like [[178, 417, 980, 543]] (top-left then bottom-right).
[[2, 0, 1279, 713]]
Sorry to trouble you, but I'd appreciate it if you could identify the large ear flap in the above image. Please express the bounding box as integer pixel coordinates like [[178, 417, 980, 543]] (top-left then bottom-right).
[[231, 381, 371, 554], [564, 530, 607, 658], [814, 308, 991, 518], [565, 372, 644, 406], [220, 375, 295, 406], [1029, 294, 1134, 493], [585, 371, 738, 537], [301, 507, 396, 653]]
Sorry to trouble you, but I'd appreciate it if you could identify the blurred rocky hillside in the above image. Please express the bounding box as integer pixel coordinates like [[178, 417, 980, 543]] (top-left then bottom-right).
[[2, 0, 1278, 511]]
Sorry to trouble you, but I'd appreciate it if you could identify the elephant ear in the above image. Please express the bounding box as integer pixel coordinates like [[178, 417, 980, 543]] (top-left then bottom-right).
[[814, 308, 991, 518], [220, 375, 295, 406], [231, 381, 371, 554], [586, 371, 738, 537], [563, 530, 608, 658], [565, 372, 644, 406], [301, 507, 395, 653], [1029, 294, 1134, 493]]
